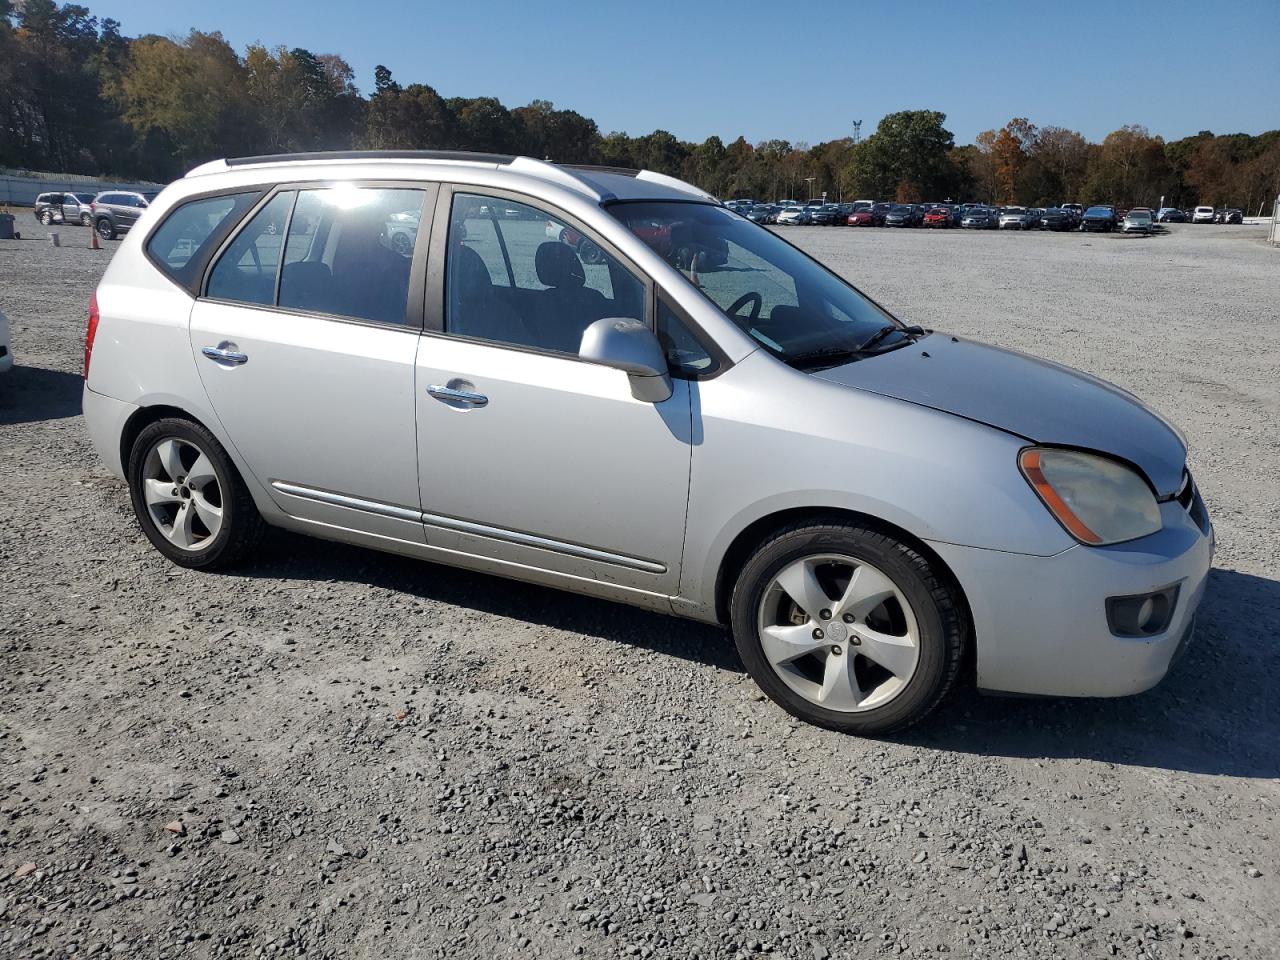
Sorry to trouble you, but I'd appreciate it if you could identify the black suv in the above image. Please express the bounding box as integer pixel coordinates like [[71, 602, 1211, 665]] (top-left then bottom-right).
[[33, 192, 97, 227], [92, 190, 158, 240]]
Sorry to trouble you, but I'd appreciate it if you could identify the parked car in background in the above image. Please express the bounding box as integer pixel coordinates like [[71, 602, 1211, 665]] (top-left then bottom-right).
[[961, 206, 998, 229], [0, 306, 12, 376], [1157, 207, 1187, 223], [1080, 205, 1118, 232], [82, 150, 1215, 736], [869, 202, 891, 226], [813, 204, 843, 226], [1039, 208, 1073, 231], [998, 207, 1031, 230], [746, 204, 774, 224], [884, 204, 919, 227], [33, 191, 98, 227], [776, 206, 809, 225], [1122, 209, 1154, 234], [1061, 203, 1084, 222], [846, 209, 874, 226], [922, 206, 952, 228], [1221, 208, 1243, 224], [1192, 205, 1215, 224], [91, 190, 159, 240]]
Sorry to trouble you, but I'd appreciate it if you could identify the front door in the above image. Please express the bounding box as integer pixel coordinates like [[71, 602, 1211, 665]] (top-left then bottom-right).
[[190, 184, 433, 543], [414, 189, 692, 599]]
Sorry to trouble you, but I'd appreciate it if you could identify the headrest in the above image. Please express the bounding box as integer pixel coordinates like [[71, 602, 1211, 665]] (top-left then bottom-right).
[[451, 244, 493, 299], [535, 241, 586, 289]]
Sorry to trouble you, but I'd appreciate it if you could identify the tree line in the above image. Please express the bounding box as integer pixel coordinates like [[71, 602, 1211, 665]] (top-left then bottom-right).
[[4, 1, 1278, 213]]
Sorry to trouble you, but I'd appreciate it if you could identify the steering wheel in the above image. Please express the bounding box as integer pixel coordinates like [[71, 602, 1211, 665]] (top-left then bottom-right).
[[726, 291, 763, 320]]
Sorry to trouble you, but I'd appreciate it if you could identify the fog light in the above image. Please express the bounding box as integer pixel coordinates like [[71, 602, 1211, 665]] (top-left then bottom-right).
[[1106, 585, 1180, 638]]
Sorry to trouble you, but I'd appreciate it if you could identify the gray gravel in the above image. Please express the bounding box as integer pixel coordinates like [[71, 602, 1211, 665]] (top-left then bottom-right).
[[2, 219, 1278, 959]]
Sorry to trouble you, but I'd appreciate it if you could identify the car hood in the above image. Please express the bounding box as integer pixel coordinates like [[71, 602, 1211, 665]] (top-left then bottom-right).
[[812, 334, 1186, 495]]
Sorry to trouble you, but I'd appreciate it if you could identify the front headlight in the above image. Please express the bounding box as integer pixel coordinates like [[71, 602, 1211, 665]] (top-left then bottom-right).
[[1019, 448, 1162, 545]]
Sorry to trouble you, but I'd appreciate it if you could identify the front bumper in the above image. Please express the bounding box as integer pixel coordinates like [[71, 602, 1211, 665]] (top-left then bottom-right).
[[929, 498, 1214, 697]]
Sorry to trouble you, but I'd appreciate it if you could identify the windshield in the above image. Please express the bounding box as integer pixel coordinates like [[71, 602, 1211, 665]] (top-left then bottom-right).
[[609, 201, 909, 366], [1086, 206, 1112, 215]]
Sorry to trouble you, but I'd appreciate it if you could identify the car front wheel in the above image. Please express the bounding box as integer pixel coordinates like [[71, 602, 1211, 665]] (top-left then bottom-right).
[[95, 218, 116, 240], [127, 418, 265, 570], [731, 519, 966, 735]]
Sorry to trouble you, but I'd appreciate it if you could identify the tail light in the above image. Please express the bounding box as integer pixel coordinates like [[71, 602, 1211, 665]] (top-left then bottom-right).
[[84, 292, 100, 380]]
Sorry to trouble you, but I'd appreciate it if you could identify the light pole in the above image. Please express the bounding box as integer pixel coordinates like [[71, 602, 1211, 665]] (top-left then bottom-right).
[[804, 177, 816, 202]]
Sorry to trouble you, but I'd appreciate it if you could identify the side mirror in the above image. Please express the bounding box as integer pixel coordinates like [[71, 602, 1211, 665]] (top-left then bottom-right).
[[579, 317, 673, 403]]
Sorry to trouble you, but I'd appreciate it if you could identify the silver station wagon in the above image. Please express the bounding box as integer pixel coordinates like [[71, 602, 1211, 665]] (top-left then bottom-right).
[[82, 151, 1213, 734]]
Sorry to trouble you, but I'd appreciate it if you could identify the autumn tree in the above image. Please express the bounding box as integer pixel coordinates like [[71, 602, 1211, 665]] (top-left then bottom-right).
[[1084, 125, 1174, 207]]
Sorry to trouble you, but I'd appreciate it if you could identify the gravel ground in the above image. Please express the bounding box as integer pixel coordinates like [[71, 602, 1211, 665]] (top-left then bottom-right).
[[1, 218, 1278, 960]]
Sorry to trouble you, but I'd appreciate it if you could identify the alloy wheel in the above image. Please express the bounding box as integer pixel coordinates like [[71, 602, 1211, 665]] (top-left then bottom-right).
[[756, 554, 920, 712], [141, 437, 223, 551]]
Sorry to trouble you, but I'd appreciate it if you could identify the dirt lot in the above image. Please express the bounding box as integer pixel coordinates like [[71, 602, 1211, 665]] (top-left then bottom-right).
[[2, 219, 1278, 960]]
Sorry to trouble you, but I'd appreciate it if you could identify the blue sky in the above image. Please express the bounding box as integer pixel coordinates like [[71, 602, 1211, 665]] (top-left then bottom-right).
[[97, 0, 1278, 145]]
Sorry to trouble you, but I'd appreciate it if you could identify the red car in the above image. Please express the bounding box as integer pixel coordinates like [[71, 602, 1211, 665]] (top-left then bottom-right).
[[923, 207, 953, 228], [846, 210, 874, 226]]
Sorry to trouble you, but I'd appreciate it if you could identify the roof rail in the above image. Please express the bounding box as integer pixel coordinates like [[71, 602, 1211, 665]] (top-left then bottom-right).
[[222, 149, 516, 168], [185, 150, 718, 204]]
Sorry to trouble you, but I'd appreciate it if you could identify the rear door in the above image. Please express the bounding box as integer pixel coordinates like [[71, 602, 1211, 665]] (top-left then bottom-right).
[[189, 182, 434, 542]]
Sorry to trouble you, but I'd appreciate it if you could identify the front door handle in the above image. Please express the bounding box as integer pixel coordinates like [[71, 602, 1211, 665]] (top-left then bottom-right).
[[427, 384, 488, 407], [202, 343, 249, 366]]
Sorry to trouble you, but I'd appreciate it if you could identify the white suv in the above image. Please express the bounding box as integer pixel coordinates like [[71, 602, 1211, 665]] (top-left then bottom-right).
[[82, 150, 1212, 734], [1192, 205, 1216, 224]]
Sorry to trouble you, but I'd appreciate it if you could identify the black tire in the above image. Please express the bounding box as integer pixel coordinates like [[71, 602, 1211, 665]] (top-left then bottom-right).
[[730, 519, 966, 735], [40, 210, 53, 225], [127, 417, 265, 570], [96, 217, 116, 241]]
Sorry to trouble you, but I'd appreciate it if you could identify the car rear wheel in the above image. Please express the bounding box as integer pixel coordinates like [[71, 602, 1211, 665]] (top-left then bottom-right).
[[80, 212, 92, 227], [95, 218, 116, 241], [731, 519, 966, 735], [127, 418, 265, 570]]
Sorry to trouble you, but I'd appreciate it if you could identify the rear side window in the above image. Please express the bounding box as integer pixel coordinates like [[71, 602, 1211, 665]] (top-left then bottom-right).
[[278, 186, 425, 325], [206, 192, 295, 305], [206, 186, 427, 325], [147, 192, 259, 287]]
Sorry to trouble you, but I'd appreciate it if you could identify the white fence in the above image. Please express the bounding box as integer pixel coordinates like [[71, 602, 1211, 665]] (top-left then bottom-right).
[[0, 172, 165, 208]]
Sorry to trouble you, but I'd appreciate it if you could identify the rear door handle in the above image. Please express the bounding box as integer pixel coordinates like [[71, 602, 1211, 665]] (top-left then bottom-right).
[[202, 343, 248, 366], [427, 384, 488, 407]]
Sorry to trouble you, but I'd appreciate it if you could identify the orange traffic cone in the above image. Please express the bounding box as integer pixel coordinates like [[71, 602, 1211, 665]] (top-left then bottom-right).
[[90, 227, 100, 250]]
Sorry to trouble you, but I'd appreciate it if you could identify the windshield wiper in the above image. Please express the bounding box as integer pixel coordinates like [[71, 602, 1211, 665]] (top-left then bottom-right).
[[786, 325, 926, 370], [785, 346, 867, 368], [857, 323, 924, 352]]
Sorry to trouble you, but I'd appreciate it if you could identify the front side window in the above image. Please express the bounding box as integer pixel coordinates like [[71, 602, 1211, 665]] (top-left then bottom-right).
[[446, 192, 645, 354], [147, 192, 259, 283], [657, 299, 718, 376], [610, 201, 905, 368]]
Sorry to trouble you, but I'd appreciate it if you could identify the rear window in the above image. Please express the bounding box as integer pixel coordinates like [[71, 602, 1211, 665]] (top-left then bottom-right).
[[146, 192, 261, 289]]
